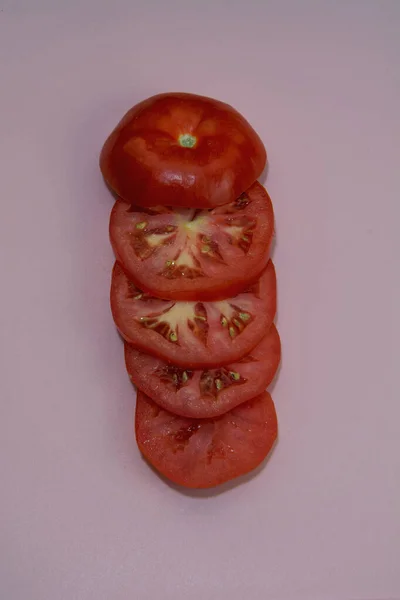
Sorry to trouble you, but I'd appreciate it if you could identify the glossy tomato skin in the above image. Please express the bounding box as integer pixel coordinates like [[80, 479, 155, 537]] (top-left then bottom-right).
[[109, 181, 274, 301], [125, 324, 281, 418], [100, 92, 266, 209], [111, 260, 277, 369], [135, 389, 278, 489]]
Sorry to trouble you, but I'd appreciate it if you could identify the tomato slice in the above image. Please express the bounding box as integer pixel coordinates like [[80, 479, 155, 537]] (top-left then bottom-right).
[[135, 389, 277, 489], [100, 92, 266, 209], [110, 181, 274, 301], [125, 324, 280, 418], [111, 260, 276, 368]]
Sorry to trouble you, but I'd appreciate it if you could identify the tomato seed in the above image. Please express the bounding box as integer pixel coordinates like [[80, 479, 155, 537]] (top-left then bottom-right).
[[135, 221, 147, 229]]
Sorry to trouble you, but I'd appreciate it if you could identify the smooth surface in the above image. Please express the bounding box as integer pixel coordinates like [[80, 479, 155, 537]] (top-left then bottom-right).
[[1, 1, 399, 599]]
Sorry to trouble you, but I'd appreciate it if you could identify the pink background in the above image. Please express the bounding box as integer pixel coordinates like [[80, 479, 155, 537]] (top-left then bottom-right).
[[1, 1, 399, 599]]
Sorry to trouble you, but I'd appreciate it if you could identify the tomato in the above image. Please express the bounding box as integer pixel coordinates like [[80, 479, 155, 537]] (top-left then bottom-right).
[[135, 389, 277, 488], [100, 92, 266, 209], [110, 181, 274, 301], [111, 260, 276, 368], [125, 324, 280, 418]]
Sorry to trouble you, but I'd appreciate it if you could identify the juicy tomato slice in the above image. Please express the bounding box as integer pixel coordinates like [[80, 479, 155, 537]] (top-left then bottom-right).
[[125, 324, 281, 418], [135, 389, 278, 489], [110, 181, 274, 301], [100, 92, 266, 209], [111, 260, 277, 368]]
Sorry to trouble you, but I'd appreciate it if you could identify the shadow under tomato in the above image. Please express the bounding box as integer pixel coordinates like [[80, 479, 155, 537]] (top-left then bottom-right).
[[258, 161, 269, 188]]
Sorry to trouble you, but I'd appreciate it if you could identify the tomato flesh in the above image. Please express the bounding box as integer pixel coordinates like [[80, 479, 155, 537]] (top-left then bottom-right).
[[111, 260, 276, 368], [135, 389, 277, 489], [125, 324, 280, 418], [110, 181, 274, 301], [100, 92, 266, 209]]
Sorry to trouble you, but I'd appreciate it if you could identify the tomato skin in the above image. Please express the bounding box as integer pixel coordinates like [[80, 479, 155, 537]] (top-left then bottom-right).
[[135, 389, 277, 489], [109, 181, 274, 301], [111, 260, 277, 369], [125, 324, 281, 418], [100, 92, 266, 209]]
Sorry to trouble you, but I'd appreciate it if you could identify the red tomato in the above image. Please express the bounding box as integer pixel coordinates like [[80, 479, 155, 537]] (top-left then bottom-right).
[[125, 324, 280, 418], [111, 260, 276, 368], [100, 92, 266, 209], [110, 181, 274, 301], [135, 389, 278, 488]]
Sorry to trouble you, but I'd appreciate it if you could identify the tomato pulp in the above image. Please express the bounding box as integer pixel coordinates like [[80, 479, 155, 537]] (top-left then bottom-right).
[[110, 181, 274, 301], [125, 324, 280, 418], [100, 92, 266, 209], [111, 260, 276, 368], [135, 389, 278, 488]]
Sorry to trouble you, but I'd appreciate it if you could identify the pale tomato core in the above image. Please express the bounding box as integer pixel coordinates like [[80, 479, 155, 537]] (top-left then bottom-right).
[[178, 133, 197, 148]]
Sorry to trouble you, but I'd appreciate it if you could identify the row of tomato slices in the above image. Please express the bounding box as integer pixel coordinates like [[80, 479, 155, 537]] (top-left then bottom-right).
[[100, 91, 280, 489], [108, 182, 280, 489]]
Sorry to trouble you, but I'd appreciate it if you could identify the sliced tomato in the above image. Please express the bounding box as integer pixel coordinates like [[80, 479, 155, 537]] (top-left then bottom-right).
[[135, 389, 277, 489], [125, 324, 280, 418], [111, 260, 276, 368], [100, 92, 266, 209], [110, 181, 274, 301]]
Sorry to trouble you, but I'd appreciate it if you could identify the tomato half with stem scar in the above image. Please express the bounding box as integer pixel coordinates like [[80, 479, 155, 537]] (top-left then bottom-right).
[[111, 260, 277, 368], [110, 181, 274, 301], [100, 92, 266, 209], [135, 389, 278, 489], [125, 324, 280, 418]]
